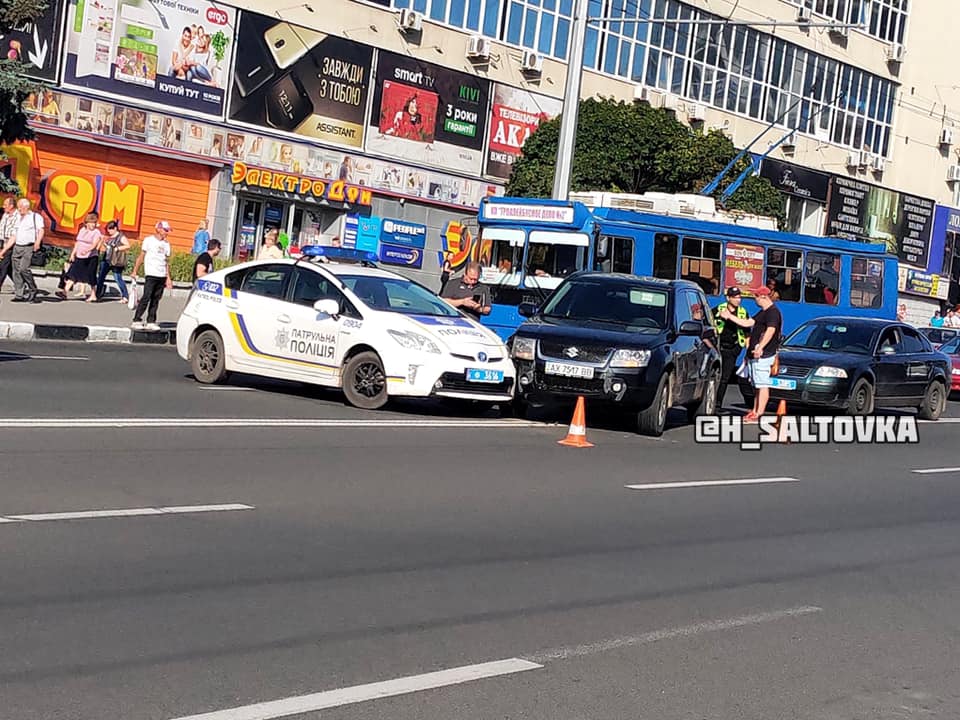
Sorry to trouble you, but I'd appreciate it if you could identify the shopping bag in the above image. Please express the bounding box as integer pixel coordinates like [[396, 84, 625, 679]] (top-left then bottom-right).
[[127, 279, 137, 310]]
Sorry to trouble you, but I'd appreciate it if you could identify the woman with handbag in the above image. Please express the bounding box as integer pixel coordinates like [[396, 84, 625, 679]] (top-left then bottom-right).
[[58, 212, 102, 302], [95, 221, 131, 302]]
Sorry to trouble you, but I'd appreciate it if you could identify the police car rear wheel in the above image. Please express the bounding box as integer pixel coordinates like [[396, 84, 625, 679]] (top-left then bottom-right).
[[918, 380, 946, 421], [192, 330, 228, 384], [343, 352, 388, 409]]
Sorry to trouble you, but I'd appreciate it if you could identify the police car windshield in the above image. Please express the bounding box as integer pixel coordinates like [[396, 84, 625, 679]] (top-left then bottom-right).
[[783, 321, 878, 354], [339, 275, 461, 317], [542, 279, 668, 332]]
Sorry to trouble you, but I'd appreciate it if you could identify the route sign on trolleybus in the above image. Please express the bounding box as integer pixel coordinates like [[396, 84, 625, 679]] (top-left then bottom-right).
[[475, 193, 899, 342]]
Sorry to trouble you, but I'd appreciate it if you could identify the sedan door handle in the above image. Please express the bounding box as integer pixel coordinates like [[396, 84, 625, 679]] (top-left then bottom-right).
[[277, 314, 292, 324]]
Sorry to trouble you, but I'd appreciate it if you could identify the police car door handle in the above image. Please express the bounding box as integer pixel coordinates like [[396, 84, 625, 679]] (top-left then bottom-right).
[[277, 314, 292, 324], [225, 300, 240, 310]]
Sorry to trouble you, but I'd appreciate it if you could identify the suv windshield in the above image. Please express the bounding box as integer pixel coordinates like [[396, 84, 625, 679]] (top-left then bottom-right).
[[541, 279, 668, 332], [783, 321, 878, 354], [339, 275, 460, 317]]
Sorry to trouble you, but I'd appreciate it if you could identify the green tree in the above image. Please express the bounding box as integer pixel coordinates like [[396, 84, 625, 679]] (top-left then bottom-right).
[[507, 97, 785, 226], [0, 0, 48, 192]]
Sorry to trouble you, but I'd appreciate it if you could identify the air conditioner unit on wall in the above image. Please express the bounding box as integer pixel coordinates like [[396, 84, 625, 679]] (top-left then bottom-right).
[[870, 155, 885, 172], [466, 35, 490, 60], [940, 127, 954, 146], [688, 104, 706, 122], [797, 5, 812, 22], [521, 50, 543, 73], [886, 43, 905, 63], [847, 151, 865, 168], [947, 165, 960, 182], [662, 93, 680, 111], [829, 24, 849, 39], [398, 9, 422, 32]]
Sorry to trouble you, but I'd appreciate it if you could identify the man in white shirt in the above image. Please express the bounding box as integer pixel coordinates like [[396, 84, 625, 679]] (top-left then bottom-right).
[[0, 198, 45, 303], [131, 220, 174, 331], [0, 197, 19, 294]]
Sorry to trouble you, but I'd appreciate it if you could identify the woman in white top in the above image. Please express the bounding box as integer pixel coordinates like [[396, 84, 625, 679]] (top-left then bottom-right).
[[258, 228, 284, 260]]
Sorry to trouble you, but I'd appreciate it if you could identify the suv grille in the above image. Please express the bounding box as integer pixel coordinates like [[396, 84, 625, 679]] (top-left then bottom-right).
[[538, 341, 612, 364], [534, 370, 605, 395]]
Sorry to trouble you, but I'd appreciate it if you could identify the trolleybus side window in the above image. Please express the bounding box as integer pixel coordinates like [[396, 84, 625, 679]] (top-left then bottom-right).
[[680, 236, 722, 295], [653, 233, 679, 280], [765, 247, 803, 302], [850, 256, 884, 309], [805, 252, 841, 306], [595, 235, 635, 274]]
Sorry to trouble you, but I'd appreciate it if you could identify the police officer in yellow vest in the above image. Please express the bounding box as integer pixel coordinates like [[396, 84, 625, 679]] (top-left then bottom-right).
[[713, 286, 749, 411]]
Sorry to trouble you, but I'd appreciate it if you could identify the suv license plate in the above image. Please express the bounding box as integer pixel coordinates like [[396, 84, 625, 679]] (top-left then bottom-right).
[[466, 368, 504, 383], [545, 362, 595, 379], [771, 378, 797, 390]]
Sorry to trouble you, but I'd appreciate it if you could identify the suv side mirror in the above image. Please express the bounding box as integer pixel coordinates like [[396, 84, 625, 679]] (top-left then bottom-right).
[[518, 302, 538, 318], [678, 320, 703, 336], [313, 298, 340, 317]]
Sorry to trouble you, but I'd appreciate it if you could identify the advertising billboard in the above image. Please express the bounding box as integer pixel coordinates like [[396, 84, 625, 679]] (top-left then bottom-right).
[[227, 11, 373, 149], [1, 0, 66, 82], [62, 0, 236, 118], [826, 176, 934, 268], [366, 51, 491, 175], [485, 84, 561, 181]]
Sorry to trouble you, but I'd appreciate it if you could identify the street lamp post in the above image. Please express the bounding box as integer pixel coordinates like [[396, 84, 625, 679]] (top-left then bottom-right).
[[549, 11, 866, 202]]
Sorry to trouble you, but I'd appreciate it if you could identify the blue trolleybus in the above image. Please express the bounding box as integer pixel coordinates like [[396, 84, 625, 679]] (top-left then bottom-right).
[[474, 193, 899, 341]]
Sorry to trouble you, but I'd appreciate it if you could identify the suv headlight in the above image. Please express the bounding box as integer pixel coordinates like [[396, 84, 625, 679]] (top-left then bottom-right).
[[814, 366, 848, 378], [387, 329, 441, 354], [610, 349, 651, 368], [512, 336, 536, 361]]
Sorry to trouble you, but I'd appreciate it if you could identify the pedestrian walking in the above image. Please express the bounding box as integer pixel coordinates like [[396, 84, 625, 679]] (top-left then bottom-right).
[[192, 219, 210, 254], [714, 286, 749, 412], [439, 250, 452, 293], [95, 221, 131, 302], [0, 198, 45, 303], [131, 220, 173, 331], [192, 238, 221, 280], [0, 197, 18, 294], [58, 212, 102, 302]]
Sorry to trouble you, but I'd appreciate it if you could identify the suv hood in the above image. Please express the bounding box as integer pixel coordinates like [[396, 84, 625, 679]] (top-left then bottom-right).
[[517, 315, 667, 350]]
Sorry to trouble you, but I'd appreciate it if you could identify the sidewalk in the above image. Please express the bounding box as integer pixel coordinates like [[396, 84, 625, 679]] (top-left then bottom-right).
[[0, 273, 189, 345]]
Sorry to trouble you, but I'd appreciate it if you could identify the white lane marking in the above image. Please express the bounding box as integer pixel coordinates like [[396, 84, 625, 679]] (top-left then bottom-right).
[[912, 467, 960, 475], [625, 477, 799, 490], [2, 503, 254, 523], [167, 658, 542, 720], [196, 386, 253, 392], [0, 418, 544, 429], [920, 418, 960, 424], [527, 606, 823, 663]]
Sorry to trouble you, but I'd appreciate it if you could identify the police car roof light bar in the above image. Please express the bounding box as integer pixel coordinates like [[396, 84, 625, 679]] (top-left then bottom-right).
[[299, 246, 379, 266]]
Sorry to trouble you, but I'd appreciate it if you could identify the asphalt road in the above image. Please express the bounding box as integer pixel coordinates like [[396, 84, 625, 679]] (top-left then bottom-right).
[[3, 341, 960, 720]]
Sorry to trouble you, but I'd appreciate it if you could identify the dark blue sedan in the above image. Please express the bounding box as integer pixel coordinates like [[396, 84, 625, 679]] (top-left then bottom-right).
[[739, 317, 951, 419]]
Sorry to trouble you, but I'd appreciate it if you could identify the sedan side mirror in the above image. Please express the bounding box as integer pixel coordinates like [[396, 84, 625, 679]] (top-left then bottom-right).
[[678, 320, 702, 336], [313, 298, 340, 318], [518, 302, 538, 318], [879, 345, 896, 355]]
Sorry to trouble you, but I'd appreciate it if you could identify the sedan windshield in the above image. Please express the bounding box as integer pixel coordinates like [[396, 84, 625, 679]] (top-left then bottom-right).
[[783, 321, 878, 354], [542, 279, 668, 332], [339, 275, 460, 317]]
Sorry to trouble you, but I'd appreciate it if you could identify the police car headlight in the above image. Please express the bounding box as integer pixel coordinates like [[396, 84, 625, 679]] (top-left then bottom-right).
[[387, 329, 441, 354], [610, 349, 651, 368], [512, 337, 536, 360], [814, 366, 848, 378]]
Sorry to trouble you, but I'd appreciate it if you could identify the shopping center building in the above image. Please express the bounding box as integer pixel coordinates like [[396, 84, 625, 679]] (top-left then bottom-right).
[[3, 0, 959, 317]]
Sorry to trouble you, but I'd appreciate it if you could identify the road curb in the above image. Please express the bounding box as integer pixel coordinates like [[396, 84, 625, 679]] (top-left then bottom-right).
[[0, 321, 176, 346]]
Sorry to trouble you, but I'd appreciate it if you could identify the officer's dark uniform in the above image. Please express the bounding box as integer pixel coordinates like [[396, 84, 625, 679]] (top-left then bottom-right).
[[713, 287, 749, 410]]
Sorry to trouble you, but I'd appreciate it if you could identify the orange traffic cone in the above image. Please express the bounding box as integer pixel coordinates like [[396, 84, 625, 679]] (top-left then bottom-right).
[[773, 399, 791, 444], [558, 396, 594, 448]]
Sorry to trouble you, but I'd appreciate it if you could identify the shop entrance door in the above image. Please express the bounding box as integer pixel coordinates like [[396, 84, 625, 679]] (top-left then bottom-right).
[[233, 197, 291, 260]]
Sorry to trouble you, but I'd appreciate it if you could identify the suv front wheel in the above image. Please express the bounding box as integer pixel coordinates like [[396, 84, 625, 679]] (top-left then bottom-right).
[[637, 371, 672, 437]]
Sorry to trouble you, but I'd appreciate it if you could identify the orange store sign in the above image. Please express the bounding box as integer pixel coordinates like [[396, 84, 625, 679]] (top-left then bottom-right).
[[3, 144, 145, 233], [230, 162, 374, 207]]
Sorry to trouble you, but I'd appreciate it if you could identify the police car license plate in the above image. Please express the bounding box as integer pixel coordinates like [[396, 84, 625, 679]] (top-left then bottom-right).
[[771, 378, 797, 390], [466, 368, 504, 383], [545, 362, 595, 379]]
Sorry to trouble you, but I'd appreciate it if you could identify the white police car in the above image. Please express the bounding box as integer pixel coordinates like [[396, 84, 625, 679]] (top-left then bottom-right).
[[176, 247, 515, 409]]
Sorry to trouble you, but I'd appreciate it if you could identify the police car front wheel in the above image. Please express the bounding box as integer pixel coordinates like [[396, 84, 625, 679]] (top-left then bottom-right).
[[191, 329, 229, 385], [343, 351, 389, 410]]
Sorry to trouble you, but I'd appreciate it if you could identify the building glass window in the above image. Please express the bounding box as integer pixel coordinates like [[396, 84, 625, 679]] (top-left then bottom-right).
[[850, 256, 883, 309], [785, 0, 907, 44], [680, 236, 721, 294], [804, 252, 841, 305], [766, 247, 803, 302]]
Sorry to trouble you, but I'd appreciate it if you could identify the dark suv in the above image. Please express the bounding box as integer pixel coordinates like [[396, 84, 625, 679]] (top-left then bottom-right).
[[510, 273, 722, 436]]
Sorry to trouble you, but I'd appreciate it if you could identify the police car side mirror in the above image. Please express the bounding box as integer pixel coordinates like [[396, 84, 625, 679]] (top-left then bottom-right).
[[518, 302, 538, 318], [678, 320, 702, 336], [313, 298, 340, 318]]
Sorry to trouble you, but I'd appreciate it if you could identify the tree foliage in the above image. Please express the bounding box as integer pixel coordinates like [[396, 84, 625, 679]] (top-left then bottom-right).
[[507, 97, 785, 226], [0, 0, 47, 192]]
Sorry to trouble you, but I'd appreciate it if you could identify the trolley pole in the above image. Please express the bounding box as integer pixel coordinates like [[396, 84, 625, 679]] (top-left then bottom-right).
[[551, 0, 588, 201]]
